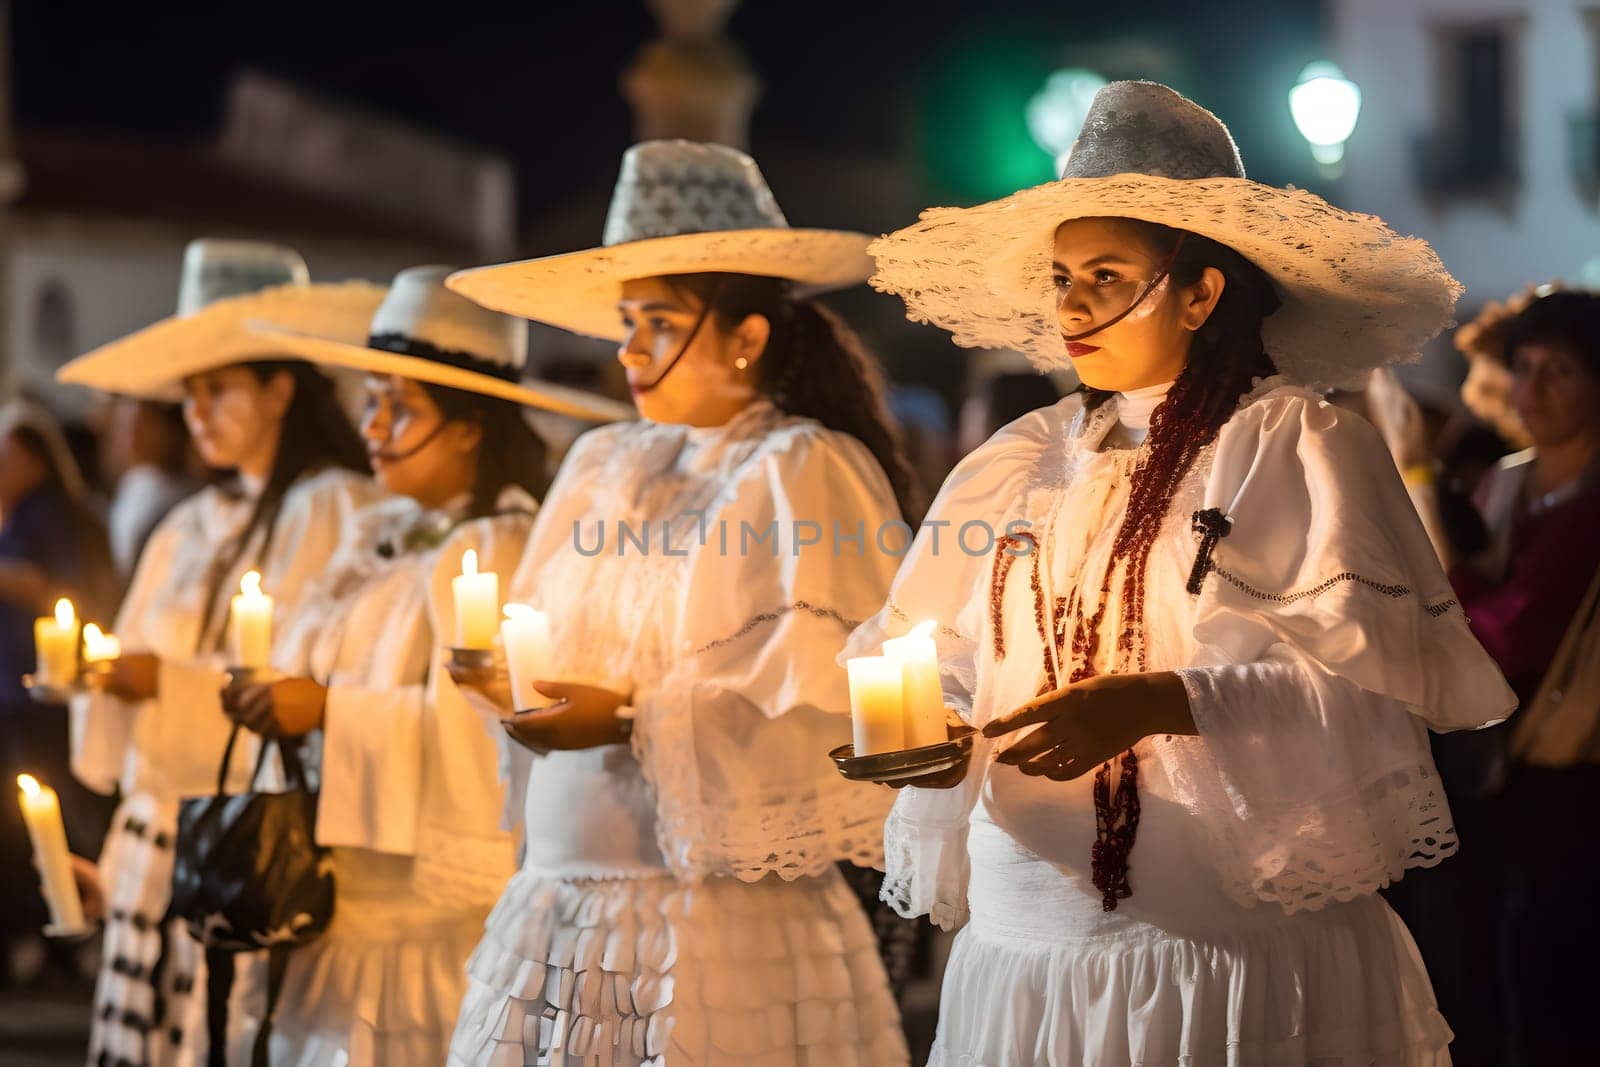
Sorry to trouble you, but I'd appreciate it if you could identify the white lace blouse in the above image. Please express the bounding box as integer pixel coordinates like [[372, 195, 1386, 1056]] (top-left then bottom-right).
[[845, 379, 1517, 928], [70, 467, 382, 801], [272, 488, 536, 909], [504, 400, 903, 884]]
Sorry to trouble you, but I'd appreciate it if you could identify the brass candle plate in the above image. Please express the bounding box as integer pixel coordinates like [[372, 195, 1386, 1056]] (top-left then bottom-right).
[[831, 724, 977, 783]]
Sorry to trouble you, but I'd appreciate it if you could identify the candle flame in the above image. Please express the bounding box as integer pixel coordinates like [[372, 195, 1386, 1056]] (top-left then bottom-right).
[[240, 570, 263, 597], [54, 598, 74, 629], [503, 602, 535, 620], [17, 773, 40, 797], [910, 619, 937, 640], [461, 548, 479, 577], [84, 622, 104, 644]]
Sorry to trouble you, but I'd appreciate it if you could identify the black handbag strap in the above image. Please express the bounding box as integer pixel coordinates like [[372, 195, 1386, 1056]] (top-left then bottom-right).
[[216, 723, 311, 796], [251, 945, 291, 1067], [203, 943, 292, 1067], [204, 947, 233, 1067]]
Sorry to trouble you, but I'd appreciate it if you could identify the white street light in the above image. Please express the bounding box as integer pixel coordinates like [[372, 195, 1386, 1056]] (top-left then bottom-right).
[[1289, 61, 1362, 165], [1027, 68, 1109, 176]]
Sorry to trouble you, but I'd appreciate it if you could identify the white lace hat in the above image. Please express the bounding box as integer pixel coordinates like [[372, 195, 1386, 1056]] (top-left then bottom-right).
[[57, 239, 383, 400], [868, 81, 1463, 390], [447, 140, 875, 340], [253, 265, 634, 422]]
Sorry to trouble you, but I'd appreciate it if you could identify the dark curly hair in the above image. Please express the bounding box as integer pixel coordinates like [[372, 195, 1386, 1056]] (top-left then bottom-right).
[[660, 272, 923, 523], [1502, 290, 1600, 384]]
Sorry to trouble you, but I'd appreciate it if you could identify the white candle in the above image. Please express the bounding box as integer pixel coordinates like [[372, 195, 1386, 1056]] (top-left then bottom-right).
[[452, 549, 499, 650], [33, 598, 80, 688], [82, 623, 121, 665], [16, 774, 85, 934], [500, 603, 553, 710], [229, 570, 274, 669], [847, 656, 906, 756], [882, 620, 949, 749]]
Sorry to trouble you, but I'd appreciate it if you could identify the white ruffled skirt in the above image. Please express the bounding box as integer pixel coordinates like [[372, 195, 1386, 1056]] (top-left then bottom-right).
[[931, 818, 1452, 1066], [448, 865, 909, 1066], [267, 848, 492, 1066]]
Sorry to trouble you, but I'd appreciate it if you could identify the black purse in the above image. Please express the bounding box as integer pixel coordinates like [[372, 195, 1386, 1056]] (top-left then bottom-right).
[[171, 723, 334, 949], [169, 722, 335, 1065]]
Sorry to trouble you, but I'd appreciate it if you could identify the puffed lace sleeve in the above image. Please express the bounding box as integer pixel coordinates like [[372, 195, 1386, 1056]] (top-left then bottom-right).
[[634, 423, 904, 883], [843, 404, 1063, 929], [1169, 387, 1518, 913]]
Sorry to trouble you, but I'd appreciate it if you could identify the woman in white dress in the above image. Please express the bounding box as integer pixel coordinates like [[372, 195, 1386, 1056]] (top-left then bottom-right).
[[57, 240, 385, 1066], [215, 266, 631, 1065], [444, 140, 914, 1066], [847, 81, 1519, 1065]]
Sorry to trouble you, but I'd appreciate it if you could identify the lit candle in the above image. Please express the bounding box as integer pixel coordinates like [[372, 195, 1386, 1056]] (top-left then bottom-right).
[[500, 603, 553, 710], [451, 549, 499, 650], [229, 570, 274, 670], [882, 620, 949, 749], [82, 623, 121, 665], [16, 774, 85, 934], [847, 656, 906, 756], [33, 598, 80, 689]]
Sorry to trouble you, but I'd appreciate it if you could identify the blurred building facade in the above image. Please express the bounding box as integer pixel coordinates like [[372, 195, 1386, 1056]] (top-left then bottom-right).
[[6, 71, 514, 414], [1331, 0, 1600, 395]]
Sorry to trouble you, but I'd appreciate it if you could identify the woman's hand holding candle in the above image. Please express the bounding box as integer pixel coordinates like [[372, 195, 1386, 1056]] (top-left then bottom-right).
[[86, 651, 159, 702], [984, 671, 1196, 781], [502, 681, 631, 753], [69, 854, 106, 923], [222, 676, 327, 738]]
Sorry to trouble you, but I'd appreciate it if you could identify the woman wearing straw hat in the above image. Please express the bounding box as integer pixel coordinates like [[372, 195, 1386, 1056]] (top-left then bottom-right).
[[844, 81, 1517, 1065], [443, 140, 914, 1065], [56, 240, 384, 1066], [211, 265, 629, 1065]]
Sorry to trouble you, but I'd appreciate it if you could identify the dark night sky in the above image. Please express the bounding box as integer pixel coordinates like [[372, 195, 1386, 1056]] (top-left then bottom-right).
[[12, 1, 1330, 233]]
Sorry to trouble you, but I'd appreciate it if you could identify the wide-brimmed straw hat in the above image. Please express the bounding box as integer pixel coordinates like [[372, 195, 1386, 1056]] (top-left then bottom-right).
[[253, 265, 634, 422], [57, 239, 383, 400], [868, 80, 1463, 390], [446, 140, 875, 340]]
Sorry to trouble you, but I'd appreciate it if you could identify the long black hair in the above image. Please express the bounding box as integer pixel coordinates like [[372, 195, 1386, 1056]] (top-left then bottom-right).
[[195, 360, 369, 650], [415, 381, 551, 518], [1073, 219, 1280, 676], [661, 272, 923, 523]]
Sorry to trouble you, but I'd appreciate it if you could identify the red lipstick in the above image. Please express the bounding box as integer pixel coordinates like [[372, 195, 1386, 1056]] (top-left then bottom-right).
[[1066, 342, 1101, 358]]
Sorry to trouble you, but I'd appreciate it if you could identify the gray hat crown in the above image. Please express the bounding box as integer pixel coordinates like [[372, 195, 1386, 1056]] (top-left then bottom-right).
[[602, 140, 791, 246], [177, 239, 309, 317], [1061, 81, 1246, 182], [368, 265, 526, 377]]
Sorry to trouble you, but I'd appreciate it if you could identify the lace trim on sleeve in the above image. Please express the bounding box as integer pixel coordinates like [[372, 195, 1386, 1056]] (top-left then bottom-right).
[[630, 674, 889, 884]]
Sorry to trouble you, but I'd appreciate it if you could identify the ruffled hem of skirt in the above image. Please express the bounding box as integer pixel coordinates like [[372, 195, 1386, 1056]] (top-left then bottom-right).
[[264, 902, 489, 1066], [448, 867, 909, 1066]]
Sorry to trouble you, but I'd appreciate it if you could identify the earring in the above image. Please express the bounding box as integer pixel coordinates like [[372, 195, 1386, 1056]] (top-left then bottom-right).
[[734, 357, 749, 371]]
